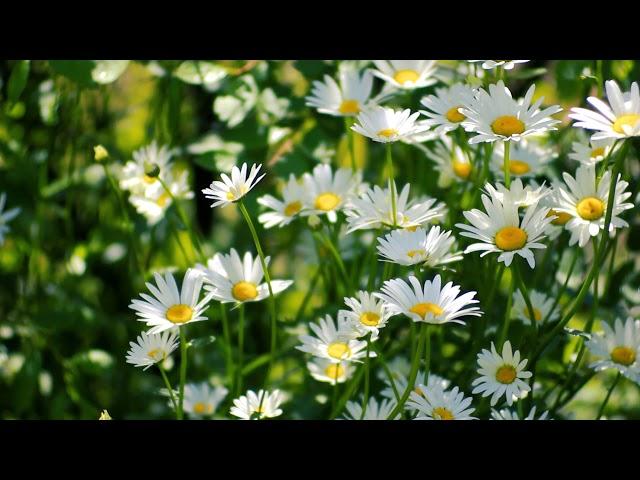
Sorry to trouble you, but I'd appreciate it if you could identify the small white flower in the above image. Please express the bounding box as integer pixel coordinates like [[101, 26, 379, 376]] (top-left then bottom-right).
[[342, 397, 399, 420], [230, 389, 284, 420], [201, 162, 265, 207], [352, 106, 430, 143], [472, 341, 532, 406], [420, 83, 477, 134], [468, 60, 529, 71], [407, 383, 476, 420], [569, 80, 640, 140], [377, 226, 462, 268], [511, 289, 558, 325], [125, 330, 179, 370], [129, 170, 194, 225], [119, 141, 173, 195], [376, 274, 482, 325], [0, 192, 20, 246], [129, 269, 214, 334], [306, 68, 374, 117], [586, 317, 640, 384], [257, 174, 307, 228], [196, 248, 293, 304], [492, 140, 554, 179], [174, 382, 228, 418], [568, 137, 615, 166], [307, 358, 354, 385], [483, 178, 552, 209], [300, 164, 362, 223], [297, 314, 374, 363], [339, 291, 392, 340], [491, 406, 550, 420], [371, 60, 438, 90], [381, 370, 450, 404], [429, 136, 475, 187]]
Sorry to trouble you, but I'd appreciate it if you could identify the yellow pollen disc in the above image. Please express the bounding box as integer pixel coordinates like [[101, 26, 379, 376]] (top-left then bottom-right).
[[590, 147, 605, 158], [407, 249, 426, 259], [445, 106, 466, 123], [232, 281, 258, 302], [610, 346, 636, 366], [524, 307, 542, 322], [339, 99, 360, 115], [508, 159, 531, 175], [547, 209, 571, 226], [404, 225, 418, 232], [284, 200, 302, 216], [193, 402, 210, 414], [360, 312, 380, 327], [496, 365, 517, 384], [377, 128, 399, 138], [147, 348, 163, 361], [612, 114, 640, 134], [409, 302, 444, 319], [156, 192, 171, 207], [314, 192, 340, 211], [327, 342, 351, 360], [491, 115, 525, 136], [576, 196, 604, 221], [393, 69, 420, 85], [432, 407, 455, 420], [166, 304, 193, 324], [452, 160, 472, 179], [324, 363, 345, 380], [226, 191, 236, 201], [495, 226, 528, 251], [143, 175, 158, 184]]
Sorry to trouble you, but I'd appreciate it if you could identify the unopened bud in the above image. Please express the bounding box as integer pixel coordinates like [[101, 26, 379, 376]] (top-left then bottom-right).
[[94, 145, 109, 162], [144, 161, 161, 178]]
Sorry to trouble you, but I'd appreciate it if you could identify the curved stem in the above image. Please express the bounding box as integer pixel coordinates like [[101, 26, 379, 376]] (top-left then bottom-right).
[[178, 326, 187, 420], [497, 267, 515, 348], [345, 117, 357, 171], [596, 372, 621, 420], [158, 365, 179, 419]]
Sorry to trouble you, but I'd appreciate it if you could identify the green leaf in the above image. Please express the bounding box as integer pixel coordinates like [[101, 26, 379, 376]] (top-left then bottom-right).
[[49, 60, 98, 88], [7, 60, 30, 105]]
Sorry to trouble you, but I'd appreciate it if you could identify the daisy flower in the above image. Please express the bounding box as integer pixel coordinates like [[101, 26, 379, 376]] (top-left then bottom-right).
[[230, 389, 285, 420], [0, 193, 20, 246], [129, 268, 214, 334], [492, 140, 553, 179], [375, 274, 481, 325], [407, 383, 476, 420], [342, 397, 399, 420], [371, 60, 438, 90], [483, 178, 552, 209], [300, 164, 362, 223], [554, 165, 633, 247], [129, 170, 194, 225], [569, 80, 640, 140], [468, 60, 529, 71], [568, 137, 615, 166], [297, 314, 374, 363], [381, 370, 450, 403], [491, 406, 550, 420], [119, 141, 173, 195], [456, 188, 554, 268], [181, 382, 228, 418], [257, 173, 307, 228], [352, 106, 429, 143], [201, 162, 265, 208], [196, 248, 293, 304], [420, 83, 477, 134], [307, 358, 354, 385], [305, 68, 374, 117], [460, 80, 562, 144], [376, 226, 462, 268], [430, 137, 475, 187], [511, 289, 558, 325], [344, 181, 445, 233], [586, 317, 640, 383], [125, 330, 179, 370], [339, 291, 392, 340], [472, 341, 532, 406]]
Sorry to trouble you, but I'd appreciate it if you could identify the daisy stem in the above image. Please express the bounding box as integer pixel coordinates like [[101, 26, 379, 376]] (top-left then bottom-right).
[[345, 117, 357, 171], [178, 326, 187, 420], [158, 365, 179, 420], [424, 324, 432, 384], [596, 372, 621, 420], [387, 322, 428, 419], [595, 60, 604, 97], [503, 140, 511, 188], [371, 342, 401, 405], [543, 248, 579, 324], [219, 303, 233, 385], [497, 267, 515, 348], [597, 139, 620, 181], [386, 143, 397, 227], [238, 200, 278, 381], [514, 261, 537, 336], [359, 335, 371, 419], [313, 230, 350, 289], [236, 304, 245, 396], [158, 177, 206, 263], [366, 230, 382, 290], [293, 267, 321, 324]]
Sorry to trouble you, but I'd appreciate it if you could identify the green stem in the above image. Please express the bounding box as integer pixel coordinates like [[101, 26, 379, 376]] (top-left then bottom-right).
[[359, 335, 371, 419], [544, 249, 579, 324], [235, 304, 245, 396], [596, 372, 621, 420], [503, 140, 511, 188], [497, 267, 515, 348], [178, 326, 187, 420], [345, 117, 357, 171], [293, 268, 321, 323], [219, 303, 233, 385], [386, 143, 397, 227], [158, 365, 179, 419]]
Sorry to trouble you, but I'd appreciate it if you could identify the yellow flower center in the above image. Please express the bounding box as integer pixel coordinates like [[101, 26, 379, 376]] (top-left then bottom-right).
[[452, 160, 472, 179], [524, 307, 543, 322], [143, 174, 158, 184], [404, 225, 419, 232], [166, 304, 193, 324], [284, 200, 302, 217], [432, 407, 455, 420], [324, 363, 345, 380], [496, 365, 517, 384], [407, 248, 426, 259], [226, 191, 236, 201], [547, 209, 572, 226], [193, 402, 211, 415], [314, 192, 341, 211], [327, 342, 351, 360], [339, 99, 360, 115], [445, 106, 466, 123], [377, 128, 399, 138], [360, 312, 380, 327], [494, 226, 528, 251], [232, 281, 258, 302], [156, 192, 171, 207], [610, 346, 636, 366], [409, 302, 444, 319], [612, 114, 640, 134], [147, 348, 164, 361], [576, 196, 604, 221], [491, 115, 525, 136], [508, 159, 531, 175], [393, 69, 420, 85], [590, 147, 605, 158]]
